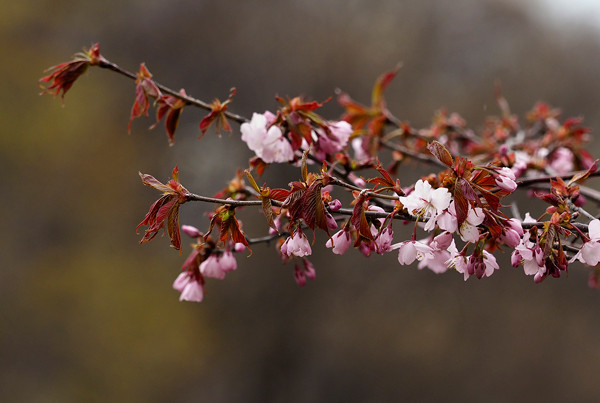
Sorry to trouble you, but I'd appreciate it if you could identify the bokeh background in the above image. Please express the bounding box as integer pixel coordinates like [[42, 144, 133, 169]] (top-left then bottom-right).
[[4, 0, 600, 401]]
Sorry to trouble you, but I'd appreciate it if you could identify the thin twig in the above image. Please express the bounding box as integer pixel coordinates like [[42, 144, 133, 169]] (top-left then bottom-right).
[[98, 59, 249, 124]]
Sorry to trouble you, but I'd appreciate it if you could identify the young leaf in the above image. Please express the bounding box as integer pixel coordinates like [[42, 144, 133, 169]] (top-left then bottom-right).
[[427, 141, 454, 167]]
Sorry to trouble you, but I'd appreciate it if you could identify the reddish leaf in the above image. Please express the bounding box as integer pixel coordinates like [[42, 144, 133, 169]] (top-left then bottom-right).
[[351, 193, 375, 243], [459, 177, 478, 202], [568, 159, 598, 186], [269, 188, 292, 202], [128, 63, 161, 132], [427, 141, 454, 167], [261, 198, 278, 233], [150, 89, 187, 146], [206, 205, 250, 252], [137, 167, 189, 251], [301, 181, 328, 233], [371, 64, 401, 110], [453, 181, 469, 227], [39, 43, 104, 103], [198, 88, 236, 137]]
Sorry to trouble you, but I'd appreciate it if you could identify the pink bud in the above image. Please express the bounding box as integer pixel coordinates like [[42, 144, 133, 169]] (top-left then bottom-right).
[[328, 199, 342, 211], [181, 225, 202, 238]]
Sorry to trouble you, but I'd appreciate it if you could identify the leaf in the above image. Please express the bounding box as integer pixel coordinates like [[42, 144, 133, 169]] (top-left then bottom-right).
[[205, 205, 251, 252], [128, 63, 161, 132], [453, 180, 469, 227], [427, 141, 454, 167], [301, 181, 327, 233], [198, 88, 236, 137], [167, 202, 182, 251], [459, 178, 478, 202], [150, 89, 187, 146], [351, 193, 375, 243], [269, 188, 292, 202], [262, 198, 278, 233], [371, 64, 401, 110], [568, 159, 598, 186]]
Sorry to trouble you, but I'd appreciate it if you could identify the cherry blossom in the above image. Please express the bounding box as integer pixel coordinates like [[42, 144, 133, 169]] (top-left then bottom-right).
[[374, 226, 394, 254], [173, 272, 204, 302], [391, 240, 433, 265], [200, 251, 238, 280], [465, 250, 499, 280], [417, 232, 453, 274], [548, 146, 575, 176], [294, 259, 316, 287], [399, 179, 452, 231], [281, 229, 312, 257], [512, 235, 545, 279], [573, 219, 600, 266], [447, 240, 469, 280], [314, 120, 353, 156], [500, 218, 524, 248], [436, 201, 483, 243], [494, 167, 517, 192], [326, 228, 352, 255], [240, 112, 294, 163]]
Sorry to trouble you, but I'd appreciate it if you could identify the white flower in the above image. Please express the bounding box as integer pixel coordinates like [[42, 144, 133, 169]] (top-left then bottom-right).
[[446, 240, 469, 280], [399, 180, 452, 231], [573, 219, 600, 266], [391, 240, 433, 265], [458, 206, 484, 243]]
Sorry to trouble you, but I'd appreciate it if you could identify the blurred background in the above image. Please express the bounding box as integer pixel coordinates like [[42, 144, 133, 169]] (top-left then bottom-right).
[[4, 0, 600, 401]]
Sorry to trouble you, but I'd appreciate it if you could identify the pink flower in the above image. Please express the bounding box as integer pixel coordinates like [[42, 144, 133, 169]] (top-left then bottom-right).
[[281, 229, 312, 257], [391, 240, 433, 265], [294, 259, 316, 287], [374, 226, 394, 254], [240, 112, 294, 163], [351, 137, 370, 164], [500, 218, 524, 248], [447, 240, 469, 280], [494, 167, 517, 192], [325, 211, 339, 231], [326, 229, 352, 255], [314, 121, 352, 155], [458, 206, 484, 243], [417, 232, 453, 274], [434, 201, 482, 242], [181, 224, 202, 238], [437, 205, 458, 234], [348, 172, 366, 188], [466, 250, 499, 280], [200, 251, 237, 279], [548, 147, 574, 176], [173, 272, 204, 302], [511, 151, 530, 177], [399, 180, 452, 231], [573, 219, 600, 266], [328, 199, 342, 211]]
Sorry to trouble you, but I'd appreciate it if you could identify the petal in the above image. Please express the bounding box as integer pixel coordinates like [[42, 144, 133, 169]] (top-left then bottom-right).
[[588, 219, 600, 241], [398, 242, 417, 265]]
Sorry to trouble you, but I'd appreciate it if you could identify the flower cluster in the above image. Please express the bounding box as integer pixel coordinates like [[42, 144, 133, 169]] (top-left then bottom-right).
[[40, 44, 600, 302]]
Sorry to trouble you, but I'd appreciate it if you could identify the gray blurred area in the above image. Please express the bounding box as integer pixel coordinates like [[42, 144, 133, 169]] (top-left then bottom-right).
[[3, 0, 600, 401]]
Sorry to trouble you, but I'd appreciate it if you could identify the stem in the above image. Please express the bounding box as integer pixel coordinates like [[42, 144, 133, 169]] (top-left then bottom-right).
[[98, 59, 249, 124], [516, 170, 600, 186]]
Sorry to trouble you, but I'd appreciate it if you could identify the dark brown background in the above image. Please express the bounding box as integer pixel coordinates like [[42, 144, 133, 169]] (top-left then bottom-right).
[[4, 0, 600, 401]]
